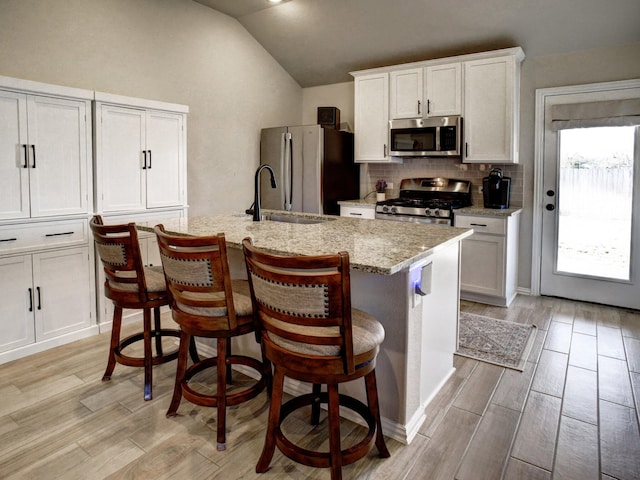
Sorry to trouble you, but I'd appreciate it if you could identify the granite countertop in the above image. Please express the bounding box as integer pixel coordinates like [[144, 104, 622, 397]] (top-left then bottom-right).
[[142, 211, 472, 275], [338, 198, 377, 208], [457, 206, 523, 217]]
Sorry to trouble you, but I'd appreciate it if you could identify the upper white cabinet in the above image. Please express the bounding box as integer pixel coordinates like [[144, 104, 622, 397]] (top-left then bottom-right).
[[424, 63, 462, 117], [463, 54, 522, 163], [353, 72, 401, 163], [0, 83, 92, 221], [351, 47, 524, 164], [94, 93, 188, 214], [390, 68, 423, 119]]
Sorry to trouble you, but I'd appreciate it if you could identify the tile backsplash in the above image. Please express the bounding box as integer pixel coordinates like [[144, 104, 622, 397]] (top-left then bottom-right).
[[360, 158, 523, 208]]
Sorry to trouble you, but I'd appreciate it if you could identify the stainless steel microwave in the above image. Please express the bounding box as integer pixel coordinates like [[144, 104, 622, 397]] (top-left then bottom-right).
[[389, 116, 462, 157]]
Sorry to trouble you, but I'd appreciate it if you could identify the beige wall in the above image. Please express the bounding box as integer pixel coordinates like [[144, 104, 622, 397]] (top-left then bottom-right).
[[0, 0, 303, 216], [302, 82, 354, 129], [302, 43, 640, 291]]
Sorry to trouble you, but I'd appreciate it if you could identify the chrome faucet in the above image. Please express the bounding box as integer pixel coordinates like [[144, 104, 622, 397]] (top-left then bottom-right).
[[253, 164, 277, 221]]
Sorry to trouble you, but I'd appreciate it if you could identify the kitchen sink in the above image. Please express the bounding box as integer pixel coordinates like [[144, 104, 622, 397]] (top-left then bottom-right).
[[262, 213, 332, 225]]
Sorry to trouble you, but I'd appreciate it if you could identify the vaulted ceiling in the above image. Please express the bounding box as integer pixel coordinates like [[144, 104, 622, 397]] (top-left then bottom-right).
[[194, 0, 640, 88]]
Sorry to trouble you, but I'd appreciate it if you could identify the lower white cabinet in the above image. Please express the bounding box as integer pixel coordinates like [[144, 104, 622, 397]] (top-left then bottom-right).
[[455, 212, 520, 307], [0, 245, 95, 357], [340, 204, 376, 219]]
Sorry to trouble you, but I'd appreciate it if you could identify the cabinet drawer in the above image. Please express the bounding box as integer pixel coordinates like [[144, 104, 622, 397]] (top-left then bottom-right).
[[455, 215, 506, 235], [340, 205, 376, 219], [0, 220, 88, 254]]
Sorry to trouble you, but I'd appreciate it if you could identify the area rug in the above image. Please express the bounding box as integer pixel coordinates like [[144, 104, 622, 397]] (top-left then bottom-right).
[[456, 312, 537, 371]]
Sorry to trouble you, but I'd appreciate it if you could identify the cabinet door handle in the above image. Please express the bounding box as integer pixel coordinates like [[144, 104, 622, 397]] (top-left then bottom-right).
[[22, 144, 28, 168], [31, 145, 36, 168], [147, 150, 152, 169], [427, 99, 431, 115], [383, 144, 387, 157], [37, 286, 41, 310], [0, 237, 17, 242], [465, 142, 469, 157], [349, 212, 363, 216], [417, 100, 421, 115], [28, 288, 33, 312], [45, 231, 74, 237], [469, 223, 488, 227], [142, 150, 147, 169]]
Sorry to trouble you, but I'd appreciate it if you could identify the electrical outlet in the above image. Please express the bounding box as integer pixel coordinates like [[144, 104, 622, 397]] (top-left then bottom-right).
[[387, 182, 394, 190], [478, 185, 483, 193]]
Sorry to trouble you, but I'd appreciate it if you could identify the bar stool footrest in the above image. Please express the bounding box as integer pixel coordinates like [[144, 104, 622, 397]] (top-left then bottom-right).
[[113, 328, 181, 367], [181, 355, 267, 408], [275, 391, 377, 469]]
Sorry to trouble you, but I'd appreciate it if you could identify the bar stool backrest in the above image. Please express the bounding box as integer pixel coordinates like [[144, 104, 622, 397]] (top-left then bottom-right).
[[90, 215, 150, 304], [155, 225, 238, 331], [242, 238, 355, 375]]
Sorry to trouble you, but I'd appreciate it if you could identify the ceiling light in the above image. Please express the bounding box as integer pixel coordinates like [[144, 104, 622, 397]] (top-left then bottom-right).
[[267, 0, 283, 3]]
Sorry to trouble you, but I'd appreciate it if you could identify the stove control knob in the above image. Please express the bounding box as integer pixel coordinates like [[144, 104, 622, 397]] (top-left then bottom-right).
[[424, 208, 432, 216], [390, 207, 398, 214], [382, 206, 389, 213], [434, 209, 441, 217]]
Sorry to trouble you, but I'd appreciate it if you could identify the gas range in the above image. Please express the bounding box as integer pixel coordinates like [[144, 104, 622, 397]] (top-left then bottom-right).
[[375, 178, 472, 225]]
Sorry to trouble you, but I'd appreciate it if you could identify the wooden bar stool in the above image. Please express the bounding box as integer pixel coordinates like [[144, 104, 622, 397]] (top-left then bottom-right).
[[242, 238, 390, 480], [155, 225, 268, 451], [90, 215, 181, 401]]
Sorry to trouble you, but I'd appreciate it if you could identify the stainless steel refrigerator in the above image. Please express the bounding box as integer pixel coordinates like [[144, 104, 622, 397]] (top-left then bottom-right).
[[259, 125, 359, 215]]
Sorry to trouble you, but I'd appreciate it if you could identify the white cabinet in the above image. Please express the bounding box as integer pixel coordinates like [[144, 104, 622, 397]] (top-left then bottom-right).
[[95, 93, 188, 214], [390, 64, 462, 119], [351, 48, 524, 164], [0, 255, 35, 352], [353, 72, 400, 163], [340, 204, 376, 219], [455, 212, 520, 307], [424, 63, 462, 117], [390, 68, 423, 119], [0, 87, 92, 221], [0, 242, 95, 358], [0, 76, 96, 365], [463, 54, 522, 163]]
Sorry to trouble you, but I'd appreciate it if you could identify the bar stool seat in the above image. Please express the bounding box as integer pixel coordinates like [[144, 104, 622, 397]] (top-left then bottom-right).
[[90, 215, 181, 401], [242, 238, 390, 480], [155, 225, 268, 451]]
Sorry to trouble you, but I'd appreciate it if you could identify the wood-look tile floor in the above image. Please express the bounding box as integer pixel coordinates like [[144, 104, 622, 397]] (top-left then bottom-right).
[[1, 295, 639, 479]]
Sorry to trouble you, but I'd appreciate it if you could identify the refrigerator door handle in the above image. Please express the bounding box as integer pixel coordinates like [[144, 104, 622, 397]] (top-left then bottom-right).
[[284, 132, 293, 211]]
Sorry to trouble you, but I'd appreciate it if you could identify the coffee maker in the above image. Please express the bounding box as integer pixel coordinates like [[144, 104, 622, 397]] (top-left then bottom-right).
[[482, 168, 511, 209]]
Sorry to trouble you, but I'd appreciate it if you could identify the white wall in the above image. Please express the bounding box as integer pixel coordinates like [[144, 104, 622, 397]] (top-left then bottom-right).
[[0, 0, 303, 216]]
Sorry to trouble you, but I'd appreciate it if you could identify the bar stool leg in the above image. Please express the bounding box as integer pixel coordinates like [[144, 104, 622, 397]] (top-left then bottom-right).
[[188, 336, 200, 363], [365, 370, 390, 458], [311, 383, 322, 425], [216, 337, 228, 451], [102, 306, 123, 382], [256, 368, 285, 473], [153, 306, 163, 357], [167, 330, 190, 417], [327, 383, 343, 480], [143, 308, 153, 401]]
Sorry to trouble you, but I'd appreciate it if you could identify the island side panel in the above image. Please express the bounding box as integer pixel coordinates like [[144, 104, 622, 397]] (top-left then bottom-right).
[[417, 241, 460, 417]]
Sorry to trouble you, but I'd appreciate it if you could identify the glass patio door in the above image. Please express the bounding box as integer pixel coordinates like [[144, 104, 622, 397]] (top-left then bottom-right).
[[539, 86, 640, 309]]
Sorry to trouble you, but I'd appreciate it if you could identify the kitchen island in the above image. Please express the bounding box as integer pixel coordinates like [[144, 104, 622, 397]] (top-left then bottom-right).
[[142, 211, 472, 444]]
